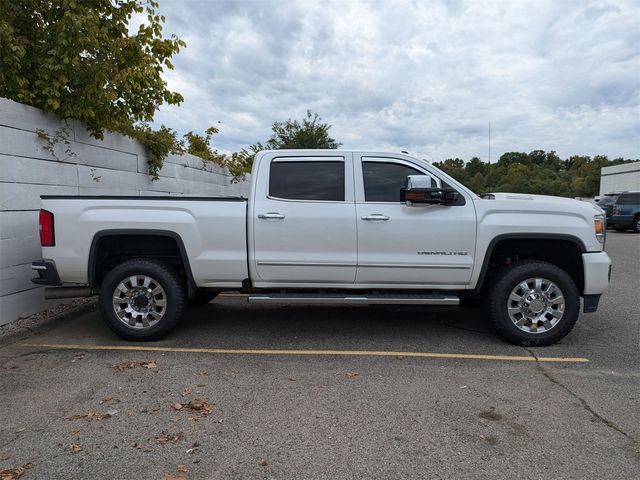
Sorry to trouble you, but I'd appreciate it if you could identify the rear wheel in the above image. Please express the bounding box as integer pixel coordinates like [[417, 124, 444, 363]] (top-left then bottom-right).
[[632, 216, 640, 233], [488, 260, 580, 346], [98, 259, 187, 341]]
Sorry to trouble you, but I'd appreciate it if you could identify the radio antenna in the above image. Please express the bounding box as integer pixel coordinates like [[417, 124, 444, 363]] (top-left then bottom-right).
[[488, 120, 491, 163]]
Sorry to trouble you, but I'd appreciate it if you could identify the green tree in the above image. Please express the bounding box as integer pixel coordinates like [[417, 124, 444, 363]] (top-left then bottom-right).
[[433, 158, 466, 182], [0, 0, 185, 178], [184, 127, 225, 165], [264, 110, 341, 150], [433, 150, 637, 198], [226, 111, 341, 182]]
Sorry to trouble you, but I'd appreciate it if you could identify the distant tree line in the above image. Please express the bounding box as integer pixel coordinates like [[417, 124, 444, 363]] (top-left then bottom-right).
[[433, 152, 637, 198]]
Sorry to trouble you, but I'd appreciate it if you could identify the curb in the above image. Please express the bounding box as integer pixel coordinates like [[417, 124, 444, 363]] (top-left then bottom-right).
[[0, 299, 98, 347]]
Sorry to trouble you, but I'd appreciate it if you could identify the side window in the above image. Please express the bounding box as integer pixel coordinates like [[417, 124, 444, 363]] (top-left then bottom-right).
[[618, 193, 640, 205], [269, 160, 345, 201], [362, 161, 434, 202]]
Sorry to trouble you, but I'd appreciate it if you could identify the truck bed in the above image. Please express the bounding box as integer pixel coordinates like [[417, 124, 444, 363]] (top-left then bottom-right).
[[40, 195, 249, 288]]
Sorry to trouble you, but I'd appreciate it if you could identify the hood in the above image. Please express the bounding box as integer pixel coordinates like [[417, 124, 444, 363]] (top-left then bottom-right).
[[475, 192, 604, 216]]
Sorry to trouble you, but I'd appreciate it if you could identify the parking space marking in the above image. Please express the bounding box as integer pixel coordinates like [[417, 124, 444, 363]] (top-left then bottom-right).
[[22, 343, 589, 363]]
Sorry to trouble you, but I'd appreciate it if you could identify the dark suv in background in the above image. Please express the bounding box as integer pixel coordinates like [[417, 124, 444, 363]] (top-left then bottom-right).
[[608, 191, 640, 232], [596, 193, 619, 220]]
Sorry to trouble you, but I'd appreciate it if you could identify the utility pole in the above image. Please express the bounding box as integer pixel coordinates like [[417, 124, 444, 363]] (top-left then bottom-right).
[[488, 120, 491, 163]]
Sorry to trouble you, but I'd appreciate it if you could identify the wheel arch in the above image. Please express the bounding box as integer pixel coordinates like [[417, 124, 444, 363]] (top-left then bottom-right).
[[474, 233, 587, 295], [88, 229, 197, 297]]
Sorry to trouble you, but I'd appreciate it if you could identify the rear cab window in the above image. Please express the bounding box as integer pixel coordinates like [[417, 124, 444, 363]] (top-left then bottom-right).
[[269, 160, 345, 201]]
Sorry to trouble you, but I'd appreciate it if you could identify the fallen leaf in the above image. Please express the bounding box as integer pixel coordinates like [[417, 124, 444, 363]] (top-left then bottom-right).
[[69, 444, 82, 454], [177, 465, 187, 473], [69, 427, 80, 436], [196, 383, 205, 388], [0, 463, 32, 480], [172, 399, 213, 416], [346, 371, 359, 379], [155, 432, 184, 445], [71, 352, 86, 363], [112, 360, 157, 371], [132, 443, 152, 453], [181, 387, 192, 397], [195, 371, 208, 376], [161, 475, 185, 480], [259, 459, 268, 467], [288, 377, 296, 381]]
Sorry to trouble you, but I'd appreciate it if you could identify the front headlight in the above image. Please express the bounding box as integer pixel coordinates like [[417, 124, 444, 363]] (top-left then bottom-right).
[[594, 215, 605, 245]]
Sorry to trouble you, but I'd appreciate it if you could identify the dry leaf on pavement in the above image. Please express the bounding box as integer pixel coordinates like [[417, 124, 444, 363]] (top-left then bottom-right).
[[161, 475, 185, 480], [155, 432, 184, 445], [259, 459, 268, 467], [133, 443, 152, 453], [112, 360, 156, 371], [0, 463, 32, 480], [346, 371, 359, 379], [69, 444, 82, 454], [172, 399, 213, 415], [69, 427, 80, 436], [195, 371, 208, 376], [177, 465, 187, 473]]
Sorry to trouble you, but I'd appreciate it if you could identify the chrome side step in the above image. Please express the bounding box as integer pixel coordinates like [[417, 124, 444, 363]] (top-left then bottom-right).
[[248, 293, 459, 306]]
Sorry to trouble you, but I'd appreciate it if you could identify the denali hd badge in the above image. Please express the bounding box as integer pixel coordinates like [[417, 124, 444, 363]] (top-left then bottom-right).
[[417, 251, 468, 255]]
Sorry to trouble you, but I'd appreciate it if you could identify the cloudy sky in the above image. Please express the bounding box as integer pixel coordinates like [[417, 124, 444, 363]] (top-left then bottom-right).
[[150, 0, 640, 161]]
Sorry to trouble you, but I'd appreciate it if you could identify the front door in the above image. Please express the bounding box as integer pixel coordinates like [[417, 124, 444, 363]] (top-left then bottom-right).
[[354, 155, 477, 287], [252, 154, 357, 284]]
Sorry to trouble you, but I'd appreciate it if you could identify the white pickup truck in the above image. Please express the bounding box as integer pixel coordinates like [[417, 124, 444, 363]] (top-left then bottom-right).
[[32, 150, 612, 345]]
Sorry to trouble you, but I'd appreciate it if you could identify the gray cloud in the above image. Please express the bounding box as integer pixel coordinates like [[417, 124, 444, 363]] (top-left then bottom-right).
[[152, 0, 640, 161]]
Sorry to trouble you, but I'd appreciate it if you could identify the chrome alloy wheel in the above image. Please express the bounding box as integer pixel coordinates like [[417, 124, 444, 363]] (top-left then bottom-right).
[[506, 277, 565, 334], [112, 275, 167, 329]]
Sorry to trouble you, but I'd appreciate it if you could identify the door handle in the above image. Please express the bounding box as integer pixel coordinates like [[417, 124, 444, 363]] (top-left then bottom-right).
[[361, 214, 390, 221], [258, 212, 285, 220]]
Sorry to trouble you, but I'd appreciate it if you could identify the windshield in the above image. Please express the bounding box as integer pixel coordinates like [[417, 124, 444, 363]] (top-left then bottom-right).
[[597, 196, 618, 206]]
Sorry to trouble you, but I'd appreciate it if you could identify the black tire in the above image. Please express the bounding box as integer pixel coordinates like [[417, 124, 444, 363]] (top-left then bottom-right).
[[613, 225, 627, 232], [98, 259, 187, 341], [632, 216, 640, 233], [488, 260, 580, 346], [189, 289, 219, 306], [459, 291, 485, 308]]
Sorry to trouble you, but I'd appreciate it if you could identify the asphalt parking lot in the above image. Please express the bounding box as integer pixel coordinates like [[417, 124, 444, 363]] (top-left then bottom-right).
[[1, 232, 638, 479]]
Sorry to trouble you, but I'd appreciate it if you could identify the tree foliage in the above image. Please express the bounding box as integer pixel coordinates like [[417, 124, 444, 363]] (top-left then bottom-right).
[[264, 110, 341, 150], [0, 0, 185, 178], [226, 110, 341, 182], [433, 151, 636, 198]]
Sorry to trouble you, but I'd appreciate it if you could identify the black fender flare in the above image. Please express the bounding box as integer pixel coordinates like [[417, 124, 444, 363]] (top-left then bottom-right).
[[88, 229, 197, 297]]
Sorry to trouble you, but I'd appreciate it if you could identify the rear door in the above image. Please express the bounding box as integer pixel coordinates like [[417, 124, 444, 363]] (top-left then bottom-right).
[[354, 155, 476, 287], [252, 154, 357, 284]]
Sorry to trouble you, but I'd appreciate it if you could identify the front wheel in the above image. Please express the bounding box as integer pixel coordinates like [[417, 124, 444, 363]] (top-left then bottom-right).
[[98, 259, 187, 341], [488, 260, 580, 346]]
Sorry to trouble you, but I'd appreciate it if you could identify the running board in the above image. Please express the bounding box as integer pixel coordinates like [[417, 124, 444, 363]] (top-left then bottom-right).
[[247, 293, 459, 306]]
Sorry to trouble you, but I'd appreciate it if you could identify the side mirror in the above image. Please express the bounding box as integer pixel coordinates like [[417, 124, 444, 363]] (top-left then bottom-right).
[[403, 175, 459, 206]]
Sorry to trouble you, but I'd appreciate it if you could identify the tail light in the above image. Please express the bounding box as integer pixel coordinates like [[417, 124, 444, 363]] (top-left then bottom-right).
[[39, 209, 55, 246], [612, 204, 620, 215]]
